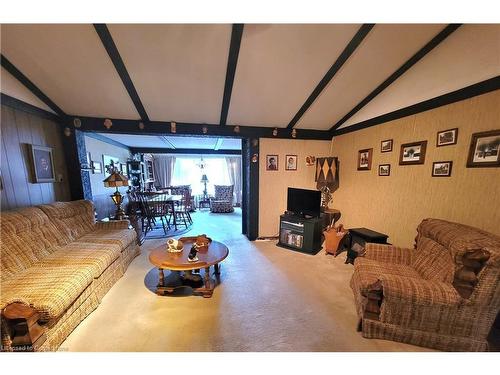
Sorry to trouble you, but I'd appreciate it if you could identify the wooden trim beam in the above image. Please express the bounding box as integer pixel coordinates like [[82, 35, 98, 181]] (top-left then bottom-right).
[[130, 147, 241, 155], [220, 24, 244, 126], [286, 24, 374, 129], [334, 76, 500, 136], [1, 55, 66, 117], [66, 116, 333, 140], [93, 24, 150, 123], [329, 24, 462, 133], [1, 93, 61, 122]]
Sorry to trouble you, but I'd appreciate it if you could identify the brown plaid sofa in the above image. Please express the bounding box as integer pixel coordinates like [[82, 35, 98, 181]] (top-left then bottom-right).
[[1, 200, 140, 351], [351, 218, 500, 351]]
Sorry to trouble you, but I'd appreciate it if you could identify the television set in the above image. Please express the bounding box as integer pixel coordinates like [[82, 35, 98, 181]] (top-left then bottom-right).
[[287, 187, 321, 218]]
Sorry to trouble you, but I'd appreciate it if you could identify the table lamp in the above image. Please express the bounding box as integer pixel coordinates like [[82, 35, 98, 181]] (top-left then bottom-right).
[[201, 174, 209, 200], [103, 171, 129, 219]]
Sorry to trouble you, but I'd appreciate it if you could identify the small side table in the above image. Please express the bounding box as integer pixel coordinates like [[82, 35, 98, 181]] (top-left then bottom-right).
[[347, 227, 389, 264], [322, 208, 341, 229], [198, 198, 211, 209]]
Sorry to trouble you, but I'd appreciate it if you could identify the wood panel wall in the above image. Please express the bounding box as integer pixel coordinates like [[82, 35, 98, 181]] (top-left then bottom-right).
[[0, 104, 70, 210], [330, 90, 500, 247]]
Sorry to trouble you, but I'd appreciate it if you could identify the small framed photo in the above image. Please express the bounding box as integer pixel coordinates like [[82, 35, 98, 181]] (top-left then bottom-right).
[[92, 161, 102, 174], [378, 164, 391, 176], [399, 141, 427, 165], [266, 155, 279, 171], [466, 130, 500, 168], [436, 128, 458, 147], [285, 155, 297, 171], [357, 148, 373, 171], [432, 161, 453, 177], [29, 145, 55, 183], [381, 139, 393, 153]]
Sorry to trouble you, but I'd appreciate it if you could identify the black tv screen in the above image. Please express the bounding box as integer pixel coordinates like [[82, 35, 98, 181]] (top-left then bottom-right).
[[287, 188, 321, 218]]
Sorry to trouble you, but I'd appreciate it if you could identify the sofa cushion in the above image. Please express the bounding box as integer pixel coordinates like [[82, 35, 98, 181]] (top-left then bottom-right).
[[37, 242, 122, 278], [413, 236, 455, 283], [0, 207, 65, 282], [351, 257, 421, 294], [37, 200, 95, 242], [78, 229, 136, 252], [0, 265, 94, 321]]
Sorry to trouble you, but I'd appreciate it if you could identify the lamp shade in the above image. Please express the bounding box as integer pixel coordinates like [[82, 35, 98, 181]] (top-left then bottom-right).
[[103, 171, 129, 188], [201, 174, 209, 183]]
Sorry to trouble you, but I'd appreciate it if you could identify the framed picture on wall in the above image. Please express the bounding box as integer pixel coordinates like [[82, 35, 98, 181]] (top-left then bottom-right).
[[92, 161, 102, 174], [432, 161, 453, 177], [29, 145, 55, 183], [436, 128, 458, 147], [399, 141, 427, 165], [466, 130, 500, 168], [378, 164, 391, 176], [266, 155, 279, 171], [120, 163, 128, 175], [103, 155, 120, 176], [381, 139, 393, 153], [285, 155, 297, 170], [357, 148, 372, 170]]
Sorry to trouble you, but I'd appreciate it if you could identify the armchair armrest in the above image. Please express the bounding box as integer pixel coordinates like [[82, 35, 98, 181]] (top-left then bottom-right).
[[364, 243, 413, 265], [95, 220, 130, 230], [379, 275, 462, 307]]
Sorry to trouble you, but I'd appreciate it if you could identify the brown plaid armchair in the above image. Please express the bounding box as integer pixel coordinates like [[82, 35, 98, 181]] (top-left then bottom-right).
[[351, 218, 500, 351]]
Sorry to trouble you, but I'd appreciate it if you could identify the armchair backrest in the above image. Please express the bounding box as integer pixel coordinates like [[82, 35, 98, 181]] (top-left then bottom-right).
[[416, 218, 500, 307], [214, 185, 234, 202]]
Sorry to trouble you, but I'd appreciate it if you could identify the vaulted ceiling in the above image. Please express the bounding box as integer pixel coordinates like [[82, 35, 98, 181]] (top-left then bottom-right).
[[1, 23, 499, 135]]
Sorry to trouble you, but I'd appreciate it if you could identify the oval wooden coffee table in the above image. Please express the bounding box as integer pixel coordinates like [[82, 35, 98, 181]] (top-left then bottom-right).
[[149, 240, 229, 298]]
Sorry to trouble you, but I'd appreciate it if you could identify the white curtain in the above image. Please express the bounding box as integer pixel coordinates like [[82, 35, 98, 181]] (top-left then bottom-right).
[[226, 156, 242, 206], [171, 157, 231, 196], [153, 155, 176, 188]]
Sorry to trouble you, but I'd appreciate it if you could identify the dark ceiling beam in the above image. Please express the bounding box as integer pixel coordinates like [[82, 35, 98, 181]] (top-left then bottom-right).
[[220, 24, 244, 126], [333, 76, 500, 136], [286, 24, 374, 129], [130, 147, 241, 155], [93, 24, 150, 123], [1, 93, 62, 122], [329, 24, 462, 134], [1, 55, 66, 117], [214, 138, 224, 150], [66, 116, 332, 140]]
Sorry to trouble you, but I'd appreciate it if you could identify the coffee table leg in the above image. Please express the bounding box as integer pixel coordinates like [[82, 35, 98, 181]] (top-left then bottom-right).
[[202, 266, 213, 298], [214, 263, 220, 275], [158, 268, 165, 287]]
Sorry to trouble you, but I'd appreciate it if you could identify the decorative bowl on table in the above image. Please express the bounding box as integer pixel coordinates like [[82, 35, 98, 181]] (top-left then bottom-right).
[[166, 238, 184, 253]]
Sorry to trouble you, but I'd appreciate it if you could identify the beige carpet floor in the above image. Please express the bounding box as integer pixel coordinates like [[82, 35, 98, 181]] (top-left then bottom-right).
[[61, 209, 433, 352]]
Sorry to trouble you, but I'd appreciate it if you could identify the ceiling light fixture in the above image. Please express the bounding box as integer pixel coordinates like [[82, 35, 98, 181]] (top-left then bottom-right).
[[73, 118, 82, 128], [273, 128, 278, 137], [202, 126, 208, 134], [171, 121, 177, 133], [138, 122, 145, 130], [291, 129, 297, 138], [234, 125, 240, 133]]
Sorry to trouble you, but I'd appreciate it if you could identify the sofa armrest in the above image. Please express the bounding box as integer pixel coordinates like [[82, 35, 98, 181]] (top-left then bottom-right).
[[379, 275, 462, 307], [364, 243, 413, 265], [95, 220, 130, 230]]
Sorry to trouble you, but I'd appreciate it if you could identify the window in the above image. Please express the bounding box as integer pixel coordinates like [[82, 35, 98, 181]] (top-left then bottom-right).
[[171, 157, 231, 196]]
